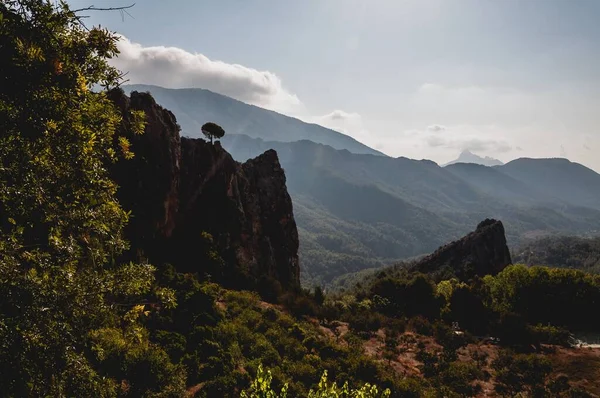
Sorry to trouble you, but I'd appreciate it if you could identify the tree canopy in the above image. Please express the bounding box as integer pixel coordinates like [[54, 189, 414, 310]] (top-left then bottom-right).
[[202, 121, 226, 143], [0, 1, 175, 395]]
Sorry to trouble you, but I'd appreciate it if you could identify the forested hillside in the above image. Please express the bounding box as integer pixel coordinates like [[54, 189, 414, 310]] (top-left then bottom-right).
[[513, 236, 600, 273]]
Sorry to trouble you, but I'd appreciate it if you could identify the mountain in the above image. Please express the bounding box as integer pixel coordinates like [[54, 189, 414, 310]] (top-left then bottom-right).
[[122, 84, 384, 157], [445, 162, 552, 206], [443, 150, 504, 167], [499, 157, 600, 211], [221, 134, 600, 285], [109, 89, 300, 289]]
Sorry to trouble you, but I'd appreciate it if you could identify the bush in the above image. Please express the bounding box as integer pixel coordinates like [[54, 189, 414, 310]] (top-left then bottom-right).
[[281, 293, 318, 318], [408, 316, 434, 336], [257, 276, 283, 303], [240, 365, 391, 398], [152, 330, 187, 362], [437, 362, 484, 396], [348, 311, 383, 334], [384, 318, 407, 335], [529, 324, 573, 347], [492, 350, 553, 396], [495, 312, 535, 349]]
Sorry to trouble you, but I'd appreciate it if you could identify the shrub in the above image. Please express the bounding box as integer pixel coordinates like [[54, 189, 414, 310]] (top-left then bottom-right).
[[281, 293, 319, 318], [240, 365, 391, 398], [529, 324, 573, 347], [408, 316, 434, 336], [348, 311, 383, 334]]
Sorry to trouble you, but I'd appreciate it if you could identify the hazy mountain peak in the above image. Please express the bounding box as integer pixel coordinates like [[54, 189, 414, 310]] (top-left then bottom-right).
[[443, 150, 504, 167]]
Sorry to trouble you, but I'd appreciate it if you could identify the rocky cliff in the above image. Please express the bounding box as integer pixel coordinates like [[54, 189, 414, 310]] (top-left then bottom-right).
[[109, 89, 300, 289], [412, 219, 512, 280]]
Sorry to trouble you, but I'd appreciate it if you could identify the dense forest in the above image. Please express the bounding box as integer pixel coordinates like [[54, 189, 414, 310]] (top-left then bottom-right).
[[1, 1, 600, 397]]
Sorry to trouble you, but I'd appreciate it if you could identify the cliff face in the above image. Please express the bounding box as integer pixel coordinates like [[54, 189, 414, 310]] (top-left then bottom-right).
[[412, 219, 512, 279], [110, 89, 300, 289]]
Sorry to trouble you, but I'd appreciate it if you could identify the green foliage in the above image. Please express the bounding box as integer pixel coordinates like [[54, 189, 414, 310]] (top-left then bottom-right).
[[0, 1, 177, 395], [514, 236, 600, 273], [280, 291, 319, 318], [241, 366, 391, 398], [408, 316, 434, 336], [314, 286, 326, 306], [492, 351, 553, 396], [484, 264, 600, 331], [240, 364, 289, 398], [369, 275, 441, 319], [347, 311, 384, 335], [529, 324, 573, 347], [492, 350, 592, 397]]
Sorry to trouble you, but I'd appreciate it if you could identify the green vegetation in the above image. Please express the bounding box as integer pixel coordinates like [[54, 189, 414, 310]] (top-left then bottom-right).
[[513, 236, 600, 273], [148, 271, 412, 396], [0, 1, 175, 395], [241, 365, 390, 398]]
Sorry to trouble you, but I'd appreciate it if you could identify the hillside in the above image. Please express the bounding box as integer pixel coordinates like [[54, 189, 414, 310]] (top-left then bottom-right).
[[221, 134, 600, 285], [445, 162, 547, 206], [513, 236, 600, 273], [123, 84, 384, 156]]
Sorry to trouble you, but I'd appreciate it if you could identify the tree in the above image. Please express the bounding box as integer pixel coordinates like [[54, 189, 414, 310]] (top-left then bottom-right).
[[202, 121, 226, 143], [0, 1, 175, 395], [380, 329, 399, 367], [314, 286, 325, 306]]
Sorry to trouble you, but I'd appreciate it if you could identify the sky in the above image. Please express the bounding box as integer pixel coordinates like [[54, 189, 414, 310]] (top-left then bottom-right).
[[68, 0, 600, 171]]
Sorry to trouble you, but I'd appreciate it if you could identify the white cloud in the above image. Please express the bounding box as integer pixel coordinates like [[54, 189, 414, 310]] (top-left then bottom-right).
[[314, 110, 371, 142], [416, 124, 512, 153], [427, 124, 446, 132], [112, 37, 377, 147], [112, 36, 302, 113], [560, 145, 567, 158]]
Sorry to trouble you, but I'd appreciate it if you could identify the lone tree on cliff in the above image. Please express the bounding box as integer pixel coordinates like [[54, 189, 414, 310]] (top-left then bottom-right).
[[202, 122, 225, 144]]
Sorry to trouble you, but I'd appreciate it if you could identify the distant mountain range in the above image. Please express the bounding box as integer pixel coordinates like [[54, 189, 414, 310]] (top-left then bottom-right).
[[123, 84, 383, 156], [125, 84, 600, 285], [443, 150, 504, 167], [222, 134, 600, 284]]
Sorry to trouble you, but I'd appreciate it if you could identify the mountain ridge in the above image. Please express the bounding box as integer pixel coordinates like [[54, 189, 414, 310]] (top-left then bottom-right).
[[110, 89, 300, 288], [122, 84, 385, 157]]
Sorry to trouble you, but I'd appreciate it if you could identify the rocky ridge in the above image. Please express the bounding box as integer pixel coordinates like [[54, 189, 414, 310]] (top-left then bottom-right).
[[412, 219, 512, 279], [109, 89, 300, 289]]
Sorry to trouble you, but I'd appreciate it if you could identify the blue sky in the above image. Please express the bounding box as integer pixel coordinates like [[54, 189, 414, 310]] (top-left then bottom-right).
[[69, 0, 600, 170]]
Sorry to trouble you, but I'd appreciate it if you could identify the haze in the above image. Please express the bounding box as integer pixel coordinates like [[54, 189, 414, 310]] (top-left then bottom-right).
[[70, 0, 600, 171]]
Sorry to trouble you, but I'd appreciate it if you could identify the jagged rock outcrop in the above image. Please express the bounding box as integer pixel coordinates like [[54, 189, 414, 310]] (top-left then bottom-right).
[[412, 219, 512, 279], [109, 89, 300, 289]]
